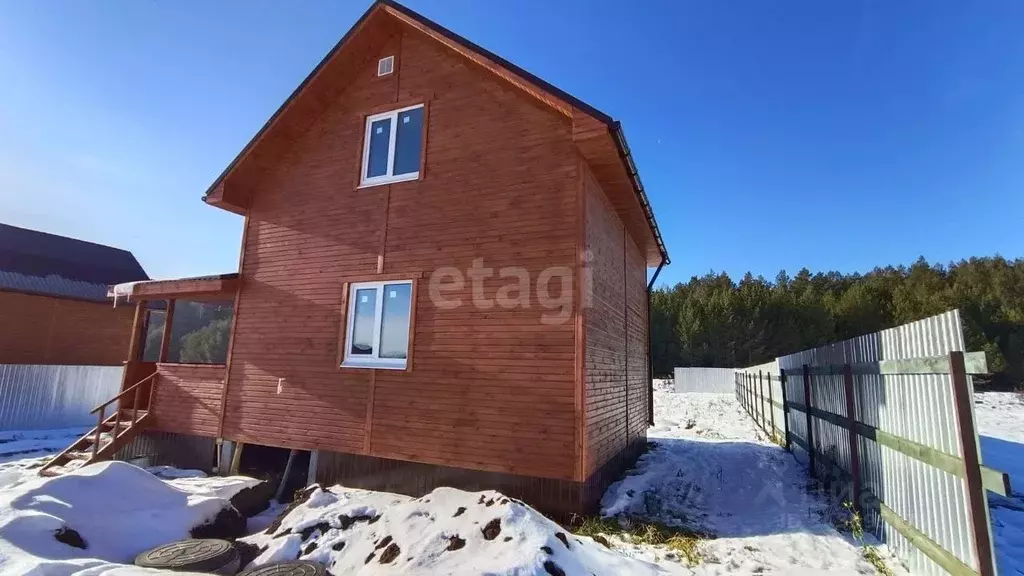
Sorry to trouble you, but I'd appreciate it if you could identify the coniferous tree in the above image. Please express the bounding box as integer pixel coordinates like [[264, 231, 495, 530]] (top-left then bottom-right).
[[651, 256, 1024, 388]]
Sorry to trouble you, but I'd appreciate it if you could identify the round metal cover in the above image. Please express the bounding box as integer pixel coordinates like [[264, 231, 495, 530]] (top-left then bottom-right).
[[238, 560, 328, 576], [135, 538, 239, 571]]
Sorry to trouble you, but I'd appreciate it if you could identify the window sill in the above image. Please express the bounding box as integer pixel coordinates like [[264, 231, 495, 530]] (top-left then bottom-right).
[[341, 359, 407, 371], [358, 172, 420, 189]]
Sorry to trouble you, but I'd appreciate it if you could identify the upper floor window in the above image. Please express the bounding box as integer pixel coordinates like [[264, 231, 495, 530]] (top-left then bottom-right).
[[360, 103, 424, 187]]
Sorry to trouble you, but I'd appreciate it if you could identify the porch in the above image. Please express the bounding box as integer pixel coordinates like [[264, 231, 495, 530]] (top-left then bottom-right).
[[38, 273, 239, 475], [112, 273, 240, 438]]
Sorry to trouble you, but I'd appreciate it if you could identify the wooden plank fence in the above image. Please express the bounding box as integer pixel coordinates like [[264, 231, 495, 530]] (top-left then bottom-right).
[[734, 310, 1008, 576]]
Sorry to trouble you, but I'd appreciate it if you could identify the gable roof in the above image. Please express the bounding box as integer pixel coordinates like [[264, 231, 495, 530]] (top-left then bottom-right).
[[0, 223, 149, 302], [202, 0, 669, 266]]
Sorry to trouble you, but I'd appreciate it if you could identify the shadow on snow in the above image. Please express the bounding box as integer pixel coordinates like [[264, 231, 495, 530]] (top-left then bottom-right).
[[603, 436, 849, 540]]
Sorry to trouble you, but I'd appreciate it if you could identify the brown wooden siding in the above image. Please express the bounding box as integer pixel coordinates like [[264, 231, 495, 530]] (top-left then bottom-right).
[[0, 290, 134, 366], [223, 30, 579, 481], [150, 363, 225, 438], [582, 164, 628, 476], [625, 236, 649, 445], [581, 160, 648, 477]]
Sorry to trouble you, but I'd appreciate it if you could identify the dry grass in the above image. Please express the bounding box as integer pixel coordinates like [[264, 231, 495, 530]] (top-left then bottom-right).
[[832, 502, 894, 576], [861, 545, 894, 576], [568, 515, 708, 566], [771, 432, 786, 447]]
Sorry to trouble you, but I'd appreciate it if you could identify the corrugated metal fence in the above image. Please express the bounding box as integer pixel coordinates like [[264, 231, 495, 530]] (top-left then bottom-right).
[[673, 367, 737, 393], [735, 310, 1006, 576], [0, 364, 123, 430]]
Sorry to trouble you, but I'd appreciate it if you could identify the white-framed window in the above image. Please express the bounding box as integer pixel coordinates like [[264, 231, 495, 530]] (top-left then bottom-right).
[[343, 280, 414, 369], [360, 103, 424, 187], [377, 56, 394, 76]]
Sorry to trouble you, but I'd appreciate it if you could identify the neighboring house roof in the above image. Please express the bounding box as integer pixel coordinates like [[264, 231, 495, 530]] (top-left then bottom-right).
[[202, 0, 669, 265], [0, 223, 149, 302]]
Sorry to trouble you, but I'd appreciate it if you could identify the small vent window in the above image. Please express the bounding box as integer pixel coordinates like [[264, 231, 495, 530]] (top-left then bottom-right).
[[377, 56, 394, 76]]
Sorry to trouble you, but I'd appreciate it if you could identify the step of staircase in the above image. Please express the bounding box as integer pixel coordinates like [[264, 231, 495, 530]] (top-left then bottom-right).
[[38, 374, 157, 478]]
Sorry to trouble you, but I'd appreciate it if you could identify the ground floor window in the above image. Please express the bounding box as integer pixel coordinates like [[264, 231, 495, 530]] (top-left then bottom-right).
[[342, 280, 414, 369], [142, 300, 233, 364]]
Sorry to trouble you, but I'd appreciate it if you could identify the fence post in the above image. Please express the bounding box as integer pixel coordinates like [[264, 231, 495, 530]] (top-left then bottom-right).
[[761, 372, 768, 434], [745, 373, 753, 412], [768, 372, 776, 440], [803, 364, 815, 478], [842, 364, 862, 509], [751, 372, 755, 419], [758, 370, 765, 432], [950, 351, 996, 576], [780, 369, 791, 451], [745, 373, 750, 413]]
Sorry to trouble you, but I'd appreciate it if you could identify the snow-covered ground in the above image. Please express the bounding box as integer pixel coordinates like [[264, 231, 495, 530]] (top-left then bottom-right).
[[0, 427, 90, 465], [0, 429, 266, 576], [0, 460, 249, 574], [241, 485, 681, 575], [4, 386, 1017, 575], [974, 391, 1024, 576], [602, 388, 905, 575], [236, 384, 904, 575]]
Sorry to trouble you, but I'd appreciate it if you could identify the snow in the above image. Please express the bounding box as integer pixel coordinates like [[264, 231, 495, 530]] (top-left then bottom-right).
[[0, 427, 90, 464], [0, 427, 93, 444], [241, 485, 681, 575], [0, 461, 237, 575], [6, 389, 1017, 574], [246, 499, 289, 534], [109, 281, 143, 307], [973, 391, 1024, 576], [145, 465, 207, 479], [974, 392, 1024, 490], [162, 473, 262, 501], [144, 465, 265, 503], [602, 391, 906, 575]]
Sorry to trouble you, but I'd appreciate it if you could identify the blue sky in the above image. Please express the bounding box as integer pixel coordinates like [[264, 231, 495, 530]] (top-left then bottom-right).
[[1, 1, 1021, 287]]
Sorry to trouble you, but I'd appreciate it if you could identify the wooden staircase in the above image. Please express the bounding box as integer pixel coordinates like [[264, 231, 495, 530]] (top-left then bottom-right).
[[39, 372, 158, 477]]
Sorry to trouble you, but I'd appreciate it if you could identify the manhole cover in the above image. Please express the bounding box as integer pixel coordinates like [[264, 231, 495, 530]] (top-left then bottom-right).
[[135, 538, 239, 573], [238, 560, 328, 576]]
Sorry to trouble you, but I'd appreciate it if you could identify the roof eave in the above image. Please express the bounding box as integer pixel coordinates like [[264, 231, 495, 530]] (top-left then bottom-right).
[[609, 122, 669, 265]]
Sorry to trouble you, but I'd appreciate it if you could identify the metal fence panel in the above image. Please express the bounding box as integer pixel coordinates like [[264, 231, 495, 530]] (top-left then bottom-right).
[[734, 361, 786, 442], [0, 364, 123, 431], [740, 310, 984, 576], [674, 367, 737, 393]]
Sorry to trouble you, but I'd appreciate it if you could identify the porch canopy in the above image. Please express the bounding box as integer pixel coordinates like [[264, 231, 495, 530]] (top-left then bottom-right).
[[108, 273, 239, 302], [107, 270, 239, 366]]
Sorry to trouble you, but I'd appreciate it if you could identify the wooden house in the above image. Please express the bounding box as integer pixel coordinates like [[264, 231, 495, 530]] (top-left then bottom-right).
[[43, 1, 669, 518], [0, 223, 147, 366]]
